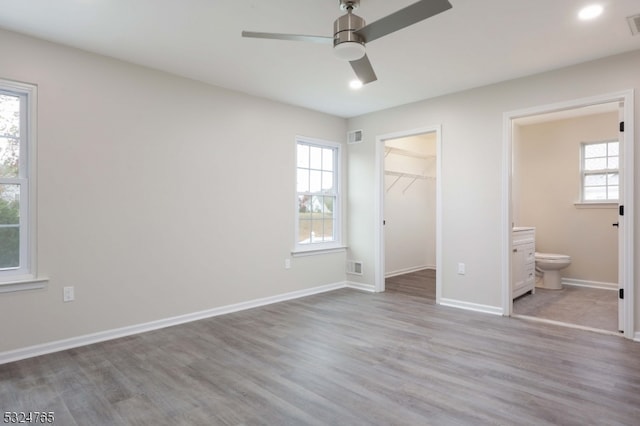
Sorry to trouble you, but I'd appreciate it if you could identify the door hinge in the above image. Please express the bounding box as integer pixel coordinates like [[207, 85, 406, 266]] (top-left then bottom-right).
[[620, 121, 624, 132], [619, 288, 624, 299], [619, 205, 624, 216]]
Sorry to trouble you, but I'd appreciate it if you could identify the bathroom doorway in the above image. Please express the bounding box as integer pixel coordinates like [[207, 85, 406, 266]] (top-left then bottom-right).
[[502, 91, 634, 339], [374, 126, 442, 303]]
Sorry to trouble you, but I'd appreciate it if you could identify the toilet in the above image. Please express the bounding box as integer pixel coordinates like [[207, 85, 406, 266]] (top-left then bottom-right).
[[535, 252, 571, 290]]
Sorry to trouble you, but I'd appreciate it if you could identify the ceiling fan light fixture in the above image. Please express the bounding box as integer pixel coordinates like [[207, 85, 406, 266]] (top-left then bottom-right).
[[334, 41, 366, 61]]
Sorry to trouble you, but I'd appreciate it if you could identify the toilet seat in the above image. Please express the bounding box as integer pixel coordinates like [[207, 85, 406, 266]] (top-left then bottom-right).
[[535, 252, 571, 261]]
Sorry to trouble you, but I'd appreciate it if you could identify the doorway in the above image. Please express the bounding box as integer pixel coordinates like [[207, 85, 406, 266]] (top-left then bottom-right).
[[502, 91, 634, 339], [374, 126, 442, 303]]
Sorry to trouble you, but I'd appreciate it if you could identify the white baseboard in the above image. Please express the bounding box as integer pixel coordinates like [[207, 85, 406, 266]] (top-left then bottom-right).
[[0, 281, 348, 365], [562, 278, 617, 290], [635, 332, 640, 343], [439, 298, 503, 316], [385, 265, 435, 278], [345, 281, 376, 292]]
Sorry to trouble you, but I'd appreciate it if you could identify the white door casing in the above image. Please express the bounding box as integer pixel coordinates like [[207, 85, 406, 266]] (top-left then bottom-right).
[[502, 90, 634, 339], [374, 125, 442, 302]]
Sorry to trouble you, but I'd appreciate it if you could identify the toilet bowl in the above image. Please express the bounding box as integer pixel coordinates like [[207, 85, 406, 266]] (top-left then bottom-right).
[[535, 252, 571, 289]]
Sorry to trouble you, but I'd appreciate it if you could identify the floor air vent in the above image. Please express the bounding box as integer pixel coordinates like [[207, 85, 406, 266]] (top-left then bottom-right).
[[347, 260, 363, 275], [628, 14, 640, 35]]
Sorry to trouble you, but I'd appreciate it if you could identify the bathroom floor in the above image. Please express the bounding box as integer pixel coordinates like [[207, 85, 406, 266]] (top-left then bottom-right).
[[387, 270, 619, 333], [513, 285, 619, 332]]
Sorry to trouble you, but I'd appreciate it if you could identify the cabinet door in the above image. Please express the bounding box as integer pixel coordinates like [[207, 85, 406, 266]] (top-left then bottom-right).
[[512, 246, 526, 291]]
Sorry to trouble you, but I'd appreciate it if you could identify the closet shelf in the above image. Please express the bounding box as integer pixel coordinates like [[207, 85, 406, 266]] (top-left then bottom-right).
[[385, 171, 434, 194]]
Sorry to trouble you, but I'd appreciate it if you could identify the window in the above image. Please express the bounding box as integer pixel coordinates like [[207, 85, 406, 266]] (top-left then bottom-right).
[[581, 140, 619, 202], [0, 80, 36, 282], [296, 137, 341, 251]]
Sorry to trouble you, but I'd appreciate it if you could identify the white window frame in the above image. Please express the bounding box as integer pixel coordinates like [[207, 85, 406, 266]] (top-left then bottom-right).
[[294, 136, 344, 255], [0, 79, 43, 291], [580, 139, 619, 204]]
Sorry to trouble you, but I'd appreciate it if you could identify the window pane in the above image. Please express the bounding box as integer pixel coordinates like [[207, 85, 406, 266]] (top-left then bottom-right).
[[311, 195, 323, 218], [309, 170, 322, 192], [608, 157, 619, 169], [0, 94, 20, 138], [309, 146, 322, 170], [323, 196, 334, 215], [297, 169, 309, 192], [309, 219, 331, 242], [0, 184, 20, 225], [298, 195, 310, 213], [321, 219, 334, 241], [585, 158, 606, 170], [322, 148, 334, 171], [584, 186, 607, 201], [585, 174, 606, 186], [584, 143, 606, 158], [297, 144, 309, 168], [608, 142, 619, 156], [608, 186, 619, 200], [322, 171, 334, 191], [0, 137, 19, 178], [0, 226, 19, 269], [298, 219, 312, 244], [608, 173, 619, 185]]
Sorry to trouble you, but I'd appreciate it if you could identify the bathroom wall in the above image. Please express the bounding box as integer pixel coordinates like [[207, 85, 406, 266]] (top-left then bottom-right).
[[384, 134, 436, 276], [514, 112, 619, 284]]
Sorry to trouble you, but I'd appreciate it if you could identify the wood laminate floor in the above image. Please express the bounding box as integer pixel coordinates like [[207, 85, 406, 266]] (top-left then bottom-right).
[[2, 275, 640, 425], [385, 268, 436, 300]]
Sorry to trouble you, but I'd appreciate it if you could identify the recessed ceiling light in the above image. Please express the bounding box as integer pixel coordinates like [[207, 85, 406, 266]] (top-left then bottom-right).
[[578, 4, 603, 21], [349, 79, 363, 90]]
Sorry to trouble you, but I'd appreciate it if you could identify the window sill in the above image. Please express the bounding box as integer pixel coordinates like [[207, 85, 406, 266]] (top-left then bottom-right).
[[0, 277, 49, 294], [292, 245, 347, 257], [574, 202, 618, 209]]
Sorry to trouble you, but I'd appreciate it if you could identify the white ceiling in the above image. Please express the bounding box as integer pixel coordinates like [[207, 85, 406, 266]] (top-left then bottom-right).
[[0, 0, 639, 118]]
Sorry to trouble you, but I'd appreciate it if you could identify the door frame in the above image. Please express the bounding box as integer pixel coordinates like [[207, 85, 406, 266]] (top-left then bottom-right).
[[501, 90, 635, 339], [374, 125, 442, 303]]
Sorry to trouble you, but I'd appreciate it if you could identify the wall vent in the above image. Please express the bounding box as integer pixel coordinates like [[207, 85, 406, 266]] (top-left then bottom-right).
[[628, 14, 640, 36], [346, 260, 363, 275], [347, 129, 363, 144]]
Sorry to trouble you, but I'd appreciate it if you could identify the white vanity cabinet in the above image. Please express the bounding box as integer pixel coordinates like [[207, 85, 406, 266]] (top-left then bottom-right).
[[512, 227, 535, 299]]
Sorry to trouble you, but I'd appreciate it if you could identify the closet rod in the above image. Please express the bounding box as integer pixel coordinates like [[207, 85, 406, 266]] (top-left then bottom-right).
[[384, 170, 432, 180]]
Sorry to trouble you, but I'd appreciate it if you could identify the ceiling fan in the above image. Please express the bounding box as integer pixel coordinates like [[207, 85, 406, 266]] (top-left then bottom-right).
[[242, 0, 453, 85]]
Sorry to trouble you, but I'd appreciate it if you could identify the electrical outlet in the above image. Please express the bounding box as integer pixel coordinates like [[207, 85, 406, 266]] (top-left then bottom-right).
[[63, 286, 74, 302], [457, 263, 466, 275], [284, 258, 291, 269]]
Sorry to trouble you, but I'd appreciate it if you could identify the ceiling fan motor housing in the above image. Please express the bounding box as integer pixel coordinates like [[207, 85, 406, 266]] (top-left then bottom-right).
[[333, 10, 366, 60]]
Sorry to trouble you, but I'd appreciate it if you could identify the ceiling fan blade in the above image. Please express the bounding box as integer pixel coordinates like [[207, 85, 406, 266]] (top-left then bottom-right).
[[355, 0, 452, 43], [349, 54, 377, 84], [242, 31, 334, 44]]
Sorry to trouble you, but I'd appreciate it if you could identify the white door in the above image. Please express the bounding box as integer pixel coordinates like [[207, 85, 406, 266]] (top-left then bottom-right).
[[617, 102, 625, 332]]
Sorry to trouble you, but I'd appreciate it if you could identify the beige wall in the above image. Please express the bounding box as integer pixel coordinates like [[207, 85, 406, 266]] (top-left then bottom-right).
[[0, 29, 347, 353], [514, 113, 619, 284], [2, 27, 639, 355], [347, 49, 640, 326]]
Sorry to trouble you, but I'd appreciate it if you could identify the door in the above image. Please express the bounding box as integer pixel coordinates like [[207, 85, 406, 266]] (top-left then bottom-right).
[[374, 125, 442, 299], [618, 102, 625, 332], [504, 90, 634, 339]]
